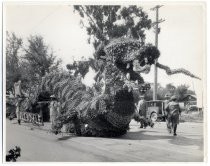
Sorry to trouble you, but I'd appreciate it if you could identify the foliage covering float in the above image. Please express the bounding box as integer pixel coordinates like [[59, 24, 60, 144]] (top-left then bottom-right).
[[47, 40, 158, 136], [18, 36, 160, 137], [33, 71, 135, 137], [96, 37, 160, 83]]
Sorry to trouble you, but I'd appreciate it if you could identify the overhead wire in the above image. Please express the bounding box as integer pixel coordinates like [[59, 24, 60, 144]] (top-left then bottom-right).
[[28, 6, 62, 33]]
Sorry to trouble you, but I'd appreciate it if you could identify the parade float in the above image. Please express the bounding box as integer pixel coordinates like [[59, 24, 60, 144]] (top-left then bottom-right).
[[14, 35, 201, 137]]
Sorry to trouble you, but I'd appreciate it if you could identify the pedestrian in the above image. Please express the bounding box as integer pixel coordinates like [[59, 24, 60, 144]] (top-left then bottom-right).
[[165, 95, 181, 136], [49, 97, 58, 127], [14, 80, 22, 98], [15, 100, 21, 125], [137, 96, 147, 128], [14, 80, 23, 125]]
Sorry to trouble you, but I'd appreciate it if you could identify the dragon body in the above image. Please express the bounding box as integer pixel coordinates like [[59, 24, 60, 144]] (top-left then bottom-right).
[[19, 37, 200, 137]]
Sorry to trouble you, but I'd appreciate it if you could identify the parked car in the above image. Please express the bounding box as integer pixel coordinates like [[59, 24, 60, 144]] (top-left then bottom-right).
[[145, 100, 166, 122]]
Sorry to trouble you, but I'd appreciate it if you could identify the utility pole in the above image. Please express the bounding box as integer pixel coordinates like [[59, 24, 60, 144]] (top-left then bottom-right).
[[150, 5, 165, 100]]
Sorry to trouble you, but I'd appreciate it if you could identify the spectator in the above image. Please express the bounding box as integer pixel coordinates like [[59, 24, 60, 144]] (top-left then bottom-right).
[[137, 96, 147, 128], [165, 95, 181, 136]]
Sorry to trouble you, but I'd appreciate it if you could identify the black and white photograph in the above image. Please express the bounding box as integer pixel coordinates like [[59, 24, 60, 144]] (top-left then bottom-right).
[[2, 0, 207, 163]]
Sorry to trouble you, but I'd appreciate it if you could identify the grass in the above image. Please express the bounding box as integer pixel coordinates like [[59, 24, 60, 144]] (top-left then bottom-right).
[[180, 111, 203, 123]]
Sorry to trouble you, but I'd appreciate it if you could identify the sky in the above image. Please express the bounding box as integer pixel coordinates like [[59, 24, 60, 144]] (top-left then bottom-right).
[[4, 2, 205, 106]]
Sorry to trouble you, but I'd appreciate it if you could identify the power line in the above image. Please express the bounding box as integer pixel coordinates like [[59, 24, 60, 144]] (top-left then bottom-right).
[[29, 6, 61, 33]]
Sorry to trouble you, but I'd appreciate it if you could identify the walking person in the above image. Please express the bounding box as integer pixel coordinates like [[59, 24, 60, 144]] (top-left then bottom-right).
[[137, 96, 147, 128], [15, 100, 21, 125], [165, 95, 181, 136], [49, 97, 58, 127], [14, 80, 23, 125]]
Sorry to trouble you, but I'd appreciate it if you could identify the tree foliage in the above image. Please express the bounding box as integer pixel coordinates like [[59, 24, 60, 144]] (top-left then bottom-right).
[[6, 32, 23, 91], [165, 83, 176, 93], [174, 84, 190, 101], [66, 60, 89, 78], [6, 33, 62, 93], [74, 5, 151, 50], [24, 35, 61, 77], [68, 5, 152, 77], [144, 83, 195, 101]]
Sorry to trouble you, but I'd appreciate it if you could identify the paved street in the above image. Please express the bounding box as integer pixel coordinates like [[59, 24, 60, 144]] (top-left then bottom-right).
[[6, 119, 204, 162]]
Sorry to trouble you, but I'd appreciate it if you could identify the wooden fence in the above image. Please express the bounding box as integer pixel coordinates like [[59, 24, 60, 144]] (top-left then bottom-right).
[[20, 112, 44, 126]]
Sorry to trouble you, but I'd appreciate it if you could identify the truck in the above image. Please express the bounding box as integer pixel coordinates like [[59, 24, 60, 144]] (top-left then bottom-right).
[[145, 100, 167, 122]]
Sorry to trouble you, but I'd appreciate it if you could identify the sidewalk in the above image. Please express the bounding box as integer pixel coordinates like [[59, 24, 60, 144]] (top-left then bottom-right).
[[20, 120, 71, 134], [10, 118, 56, 132], [20, 120, 52, 132]]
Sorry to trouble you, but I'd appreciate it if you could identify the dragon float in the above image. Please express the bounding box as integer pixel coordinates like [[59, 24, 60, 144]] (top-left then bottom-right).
[[19, 37, 200, 137]]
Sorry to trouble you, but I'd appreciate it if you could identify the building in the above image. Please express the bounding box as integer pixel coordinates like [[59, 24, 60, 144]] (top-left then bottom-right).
[[182, 94, 197, 106]]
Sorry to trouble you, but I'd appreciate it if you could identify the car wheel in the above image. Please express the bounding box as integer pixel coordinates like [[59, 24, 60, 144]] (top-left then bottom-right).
[[150, 112, 158, 122]]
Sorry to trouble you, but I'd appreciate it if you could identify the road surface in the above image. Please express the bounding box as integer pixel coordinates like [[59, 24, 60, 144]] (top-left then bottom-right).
[[6, 119, 204, 162]]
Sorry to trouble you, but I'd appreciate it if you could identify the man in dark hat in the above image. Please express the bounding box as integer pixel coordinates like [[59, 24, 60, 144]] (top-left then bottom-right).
[[165, 95, 181, 136]]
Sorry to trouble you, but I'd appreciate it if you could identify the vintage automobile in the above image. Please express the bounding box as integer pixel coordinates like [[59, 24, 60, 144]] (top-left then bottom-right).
[[145, 100, 166, 122]]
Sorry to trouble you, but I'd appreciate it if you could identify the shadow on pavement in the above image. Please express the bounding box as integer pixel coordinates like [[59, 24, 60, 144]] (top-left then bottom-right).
[[121, 130, 172, 140], [120, 130, 203, 149], [57, 135, 72, 141], [169, 136, 203, 150]]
